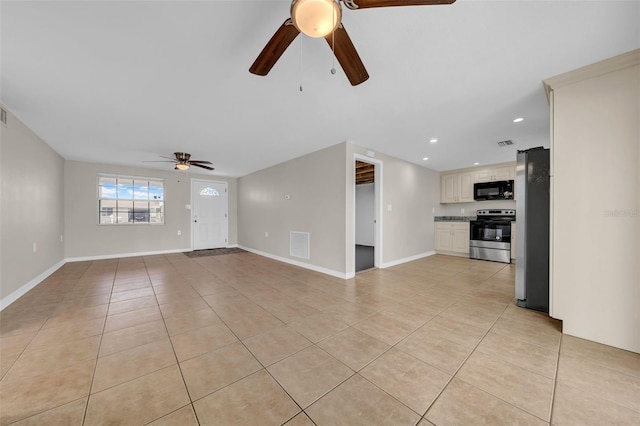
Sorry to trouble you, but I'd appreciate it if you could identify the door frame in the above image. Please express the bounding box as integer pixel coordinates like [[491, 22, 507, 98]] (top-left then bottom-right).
[[190, 179, 229, 250], [353, 154, 383, 275]]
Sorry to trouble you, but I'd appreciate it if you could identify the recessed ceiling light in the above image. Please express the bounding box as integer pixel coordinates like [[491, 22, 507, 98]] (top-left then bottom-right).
[[513, 117, 524, 123], [474, 162, 480, 165], [423, 157, 429, 161], [429, 138, 438, 143]]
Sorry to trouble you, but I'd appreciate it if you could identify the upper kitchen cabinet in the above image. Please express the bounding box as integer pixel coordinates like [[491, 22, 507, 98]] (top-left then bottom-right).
[[440, 162, 515, 204], [440, 172, 473, 203], [473, 165, 515, 183]]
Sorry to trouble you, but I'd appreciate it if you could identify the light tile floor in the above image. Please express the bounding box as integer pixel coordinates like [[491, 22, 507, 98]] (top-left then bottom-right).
[[1, 253, 639, 425]]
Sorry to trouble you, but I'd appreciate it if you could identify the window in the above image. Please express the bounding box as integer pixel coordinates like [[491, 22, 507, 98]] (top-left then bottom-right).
[[200, 187, 220, 197], [98, 175, 164, 224]]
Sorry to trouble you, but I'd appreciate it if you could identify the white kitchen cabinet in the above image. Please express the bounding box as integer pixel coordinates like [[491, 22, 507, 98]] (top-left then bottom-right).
[[434, 222, 470, 255], [493, 165, 515, 181], [441, 163, 515, 204], [458, 173, 474, 202], [440, 174, 458, 203], [474, 165, 515, 183], [440, 172, 473, 203]]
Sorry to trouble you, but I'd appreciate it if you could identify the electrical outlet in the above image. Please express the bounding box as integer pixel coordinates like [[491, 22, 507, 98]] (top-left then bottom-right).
[[60, 235, 64, 242], [177, 230, 181, 236], [265, 231, 269, 238], [33, 242, 37, 253], [461, 208, 465, 214]]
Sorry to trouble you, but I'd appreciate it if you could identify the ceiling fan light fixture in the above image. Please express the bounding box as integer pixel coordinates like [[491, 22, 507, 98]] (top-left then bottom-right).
[[291, 0, 342, 38], [176, 163, 190, 171]]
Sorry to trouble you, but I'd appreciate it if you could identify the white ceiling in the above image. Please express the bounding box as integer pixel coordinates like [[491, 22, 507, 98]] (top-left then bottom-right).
[[2, 1, 638, 176]]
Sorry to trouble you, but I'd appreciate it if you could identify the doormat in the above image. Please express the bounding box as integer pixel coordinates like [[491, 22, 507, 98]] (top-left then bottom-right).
[[184, 248, 247, 258]]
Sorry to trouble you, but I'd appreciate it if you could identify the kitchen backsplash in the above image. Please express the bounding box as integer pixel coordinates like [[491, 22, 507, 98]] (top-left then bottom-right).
[[436, 199, 516, 217]]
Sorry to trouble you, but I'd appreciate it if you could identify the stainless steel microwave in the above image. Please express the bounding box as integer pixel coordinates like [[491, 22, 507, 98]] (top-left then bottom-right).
[[474, 180, 514, 201]]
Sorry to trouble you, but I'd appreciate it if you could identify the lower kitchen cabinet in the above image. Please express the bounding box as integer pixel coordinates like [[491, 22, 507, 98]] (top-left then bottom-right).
[[435, 222, 470, 256]]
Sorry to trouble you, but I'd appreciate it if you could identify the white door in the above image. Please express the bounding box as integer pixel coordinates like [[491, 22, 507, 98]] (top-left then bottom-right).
[[191, 180, 228, 250]]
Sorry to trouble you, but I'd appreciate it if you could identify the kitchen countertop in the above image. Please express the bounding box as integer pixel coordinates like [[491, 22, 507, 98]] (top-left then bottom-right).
[[434, 216, 476, 222], [435, 216, 516, 222]]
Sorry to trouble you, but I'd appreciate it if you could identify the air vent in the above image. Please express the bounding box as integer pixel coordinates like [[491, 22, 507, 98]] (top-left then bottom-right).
[[290, 231, 310, 259], [0, 108, 7, 126], [497, 140, 514, 147]]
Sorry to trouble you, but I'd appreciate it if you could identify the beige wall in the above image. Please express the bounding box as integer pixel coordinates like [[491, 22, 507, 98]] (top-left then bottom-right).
[[238, 142, 441, 277], [346, 143, 441, 273], [237, 143, 347, 276], [547, 50, 639, 353], [1, 109, 65, 304], [64, 160, 237, 259]]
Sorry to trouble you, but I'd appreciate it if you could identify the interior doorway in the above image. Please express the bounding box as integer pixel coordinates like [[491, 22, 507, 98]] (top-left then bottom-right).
[[354, 157, 381, 273]]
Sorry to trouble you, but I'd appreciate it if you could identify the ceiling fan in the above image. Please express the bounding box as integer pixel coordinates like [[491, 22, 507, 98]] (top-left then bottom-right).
[[144, 152, 214, 171], [249, 0, 456, 86]]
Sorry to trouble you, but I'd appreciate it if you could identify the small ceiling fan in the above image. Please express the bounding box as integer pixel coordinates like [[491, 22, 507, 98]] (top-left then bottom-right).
[[249, 0, 456, 86], [144, 152, 214, 171]]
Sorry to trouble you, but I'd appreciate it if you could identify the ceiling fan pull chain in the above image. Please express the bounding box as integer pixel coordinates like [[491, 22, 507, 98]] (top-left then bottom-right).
[[299, 36, 303, 92], [331, 7, 337, 75]]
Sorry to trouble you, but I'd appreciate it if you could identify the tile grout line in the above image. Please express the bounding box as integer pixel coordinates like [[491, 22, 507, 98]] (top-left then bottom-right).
[[548, 333, 564, 426], [411, 261, 512, 423], [81, 260, 116, 426], [195, 288, 311, 423], [295, 263, 513, 425], [178, 252, 345, 423], [415, 301, 511, 424], [0, 263, 99, 424], [11, 256, 605, 425], [144, 255, 203, 426]]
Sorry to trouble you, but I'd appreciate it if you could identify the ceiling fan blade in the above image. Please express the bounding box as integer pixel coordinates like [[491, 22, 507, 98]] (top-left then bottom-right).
[[189, 160, 213, 165], [192, 163, 215, 171], [344, 0, 455, 9], [142, 160, 177, 163], [325, 24, 369, 86], [250, 19, 300, 76]]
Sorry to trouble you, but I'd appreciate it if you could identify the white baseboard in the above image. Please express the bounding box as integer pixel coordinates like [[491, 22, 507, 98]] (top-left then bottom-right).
[[1, 246, 237, 311], [65, 248, 192, 263], [381, 250, 436, 269], [0, 259, 66, 311], [238, 245, 350, 280], [1, 248, 436, 310]]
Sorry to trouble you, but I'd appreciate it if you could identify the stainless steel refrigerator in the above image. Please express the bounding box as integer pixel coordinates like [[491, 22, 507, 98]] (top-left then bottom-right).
[[515, 147, 550, 313]]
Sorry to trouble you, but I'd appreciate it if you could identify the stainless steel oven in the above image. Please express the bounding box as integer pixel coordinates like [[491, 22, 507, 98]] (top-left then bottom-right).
[[469, 209, 515, 263]]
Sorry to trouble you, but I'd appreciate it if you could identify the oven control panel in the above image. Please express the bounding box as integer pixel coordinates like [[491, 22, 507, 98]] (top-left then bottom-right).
[[476, 209, 515, 218]]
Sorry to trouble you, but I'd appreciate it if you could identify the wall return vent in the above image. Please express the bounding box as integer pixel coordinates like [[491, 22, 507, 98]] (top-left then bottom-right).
[[290, 231, 310, 260], [497, 140, 514, 147]]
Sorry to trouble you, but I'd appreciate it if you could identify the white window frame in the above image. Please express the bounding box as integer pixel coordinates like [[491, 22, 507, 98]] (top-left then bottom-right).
[[97, 174, 165, 225]]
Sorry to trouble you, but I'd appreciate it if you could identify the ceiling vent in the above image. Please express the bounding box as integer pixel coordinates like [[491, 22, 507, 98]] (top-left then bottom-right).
[[497, 140, 514, 147], [0, 108, 7, 126]]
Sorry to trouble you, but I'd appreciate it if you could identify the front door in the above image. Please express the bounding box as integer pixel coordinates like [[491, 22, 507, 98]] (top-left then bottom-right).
[[191, 179, 228, 250]]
